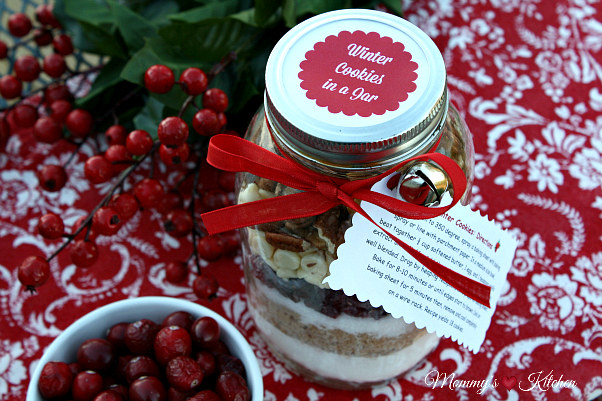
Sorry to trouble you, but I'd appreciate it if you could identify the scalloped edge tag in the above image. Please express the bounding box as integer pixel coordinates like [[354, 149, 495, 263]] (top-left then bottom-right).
[[323, 174, 518, 353]]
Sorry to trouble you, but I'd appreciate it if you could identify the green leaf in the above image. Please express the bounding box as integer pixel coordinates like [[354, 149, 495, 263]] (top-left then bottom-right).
[[76, 58, 125, 108], [158, 18, 259, 62], [295, 0, 352, 16], [121, 37, 212, 85], [254, 0, 281, 27], [133, 97, 165, 139], [78, 20, 127, 58], [63, 0, 113, 26], [383, 0, 403, 16], [107, 0, 158, 53], [282, 0, 296, 27], [168, 0, 240, 23]]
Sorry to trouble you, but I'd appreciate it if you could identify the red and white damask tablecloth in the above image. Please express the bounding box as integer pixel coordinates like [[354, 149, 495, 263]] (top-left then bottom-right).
[[2, 0, 602, 400]]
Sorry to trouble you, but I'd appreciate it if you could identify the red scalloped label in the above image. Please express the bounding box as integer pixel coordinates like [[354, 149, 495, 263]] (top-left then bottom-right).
[[298, 30, 418, 117]]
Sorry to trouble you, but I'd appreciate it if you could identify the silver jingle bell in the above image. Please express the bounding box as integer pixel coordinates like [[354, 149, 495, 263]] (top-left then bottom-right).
[[397, 161, 450, 207]]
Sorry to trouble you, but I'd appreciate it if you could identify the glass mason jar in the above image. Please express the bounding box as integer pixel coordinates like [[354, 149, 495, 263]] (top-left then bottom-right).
[[236, 10, 474, 389]]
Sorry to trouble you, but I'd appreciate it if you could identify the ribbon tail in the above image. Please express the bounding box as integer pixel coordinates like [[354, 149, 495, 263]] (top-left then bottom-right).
[[339, 193, 491, 308], [201, 192, 339, 235]]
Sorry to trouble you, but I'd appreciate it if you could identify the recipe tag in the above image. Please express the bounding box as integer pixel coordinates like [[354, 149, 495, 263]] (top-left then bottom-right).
[[323, 175, 518, 352]]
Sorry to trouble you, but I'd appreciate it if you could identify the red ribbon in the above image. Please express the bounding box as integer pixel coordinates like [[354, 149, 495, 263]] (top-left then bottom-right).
[[201, 134, 491, 308]]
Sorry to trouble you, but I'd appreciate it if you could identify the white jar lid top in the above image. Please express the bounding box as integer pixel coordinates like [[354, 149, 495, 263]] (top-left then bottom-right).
[[265, 9, 448, 168]]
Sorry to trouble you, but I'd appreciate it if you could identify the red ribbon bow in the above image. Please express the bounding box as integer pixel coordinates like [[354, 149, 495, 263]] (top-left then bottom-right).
[[201, 133, 491, 307]]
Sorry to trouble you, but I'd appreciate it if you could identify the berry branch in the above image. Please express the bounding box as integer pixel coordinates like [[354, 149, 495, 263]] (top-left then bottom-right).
[[4, 5, 240, 300]]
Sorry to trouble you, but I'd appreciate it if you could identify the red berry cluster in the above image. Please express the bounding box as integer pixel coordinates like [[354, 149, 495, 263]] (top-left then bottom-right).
[[37, 311, 251, 401], [14, 60, 240, 300], [0, 6, 100, 167]]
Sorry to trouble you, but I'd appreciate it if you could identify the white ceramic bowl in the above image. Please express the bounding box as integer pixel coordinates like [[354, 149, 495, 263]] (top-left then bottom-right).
[[27, 296, 263, 400]]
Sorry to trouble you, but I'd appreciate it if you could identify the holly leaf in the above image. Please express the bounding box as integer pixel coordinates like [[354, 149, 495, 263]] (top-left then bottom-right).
[[133, 97, 165, 139], [379, 0, 403, 16], [107, 0, 158, 53], [254, 0, 281, 27], [121, 37, 212, 85], [63, 0, 114, 27], [77, 20, 127, 58], [76, 58, 125, 109], [168, 0, 241, 23], [158, 18, 259, 62], [282, 0, 296, 27]]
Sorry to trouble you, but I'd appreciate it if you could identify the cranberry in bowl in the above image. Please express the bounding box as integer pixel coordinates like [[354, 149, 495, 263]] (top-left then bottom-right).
[[26, 296, 263, 401]]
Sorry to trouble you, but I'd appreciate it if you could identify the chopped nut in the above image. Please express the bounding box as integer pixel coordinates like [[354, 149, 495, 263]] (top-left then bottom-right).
[[265, 232, 310, 252], [313, 205, 352, 255], [256, 177, 277, 192]]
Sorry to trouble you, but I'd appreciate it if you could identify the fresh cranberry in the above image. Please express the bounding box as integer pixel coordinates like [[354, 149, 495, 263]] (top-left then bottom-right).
[[0, 75, 22, 99], [8, 13, 31, 37], [109, 193, 139, 221], [157, 191, 183, 214], [105, 125, 128, 146], [14, 55, 41, 82], [144, 65, 175, 94], [38, 164, 67, 192], [69, 362, 83, 376], [125, 129, 153, 156], [33, 117, 62, 143], [43, 53, 67, 78], [45, 83, 73, 103], [13, 104, 38, 128], [105, 144, 133, 173], [0, 41, 7, 59], [85, 155, 113, 184], [168, 387, 195, 401], [53, 34, 74, 55], [129, 376, 167, 401], [125, 355, 161, 384], [72, 370, 104, 401], [201, 189, 229, 211], [94, 390, 123, 401], [164, 261, 188, 284], [161, 311, 194, 331], [38, 361, 73, 399], [133, 178, 164, 209], [197, 236, 223, 262], [216, 354, 245, 378], [194, 351, 216, 377], [36, 4, 60, 27], [38, 212, 64, 239], [187, 390, 221, 401], [192, 109, 220, 137], [49, 100, 73, 123], [158, 117, 188, 147], [190, 317, 220, 348], [18, 256, 50, 290], [179, 68, 208, 96], [215, 371, 250, 401], [106, 322, 130, 354], [163, 209, 192, 238], [192, 274, 219, 300], [114, 355, 134, 383], [154, 326, 193, 366], [165, 356, 203, 393], [72, 216, 98, 241], [107, 385, 128, 401], [34, 28, 53, 46], [92, 206, 122, 236], [203, 340, 230, 357], [77, 338, 117, 372], [218, 231, 240, 255], [66, 109, 94, 138], [159, 143, 189, 167], [125, 319, 160, 356], [202, 88, 228, 113], [70, 239, 99, 268]]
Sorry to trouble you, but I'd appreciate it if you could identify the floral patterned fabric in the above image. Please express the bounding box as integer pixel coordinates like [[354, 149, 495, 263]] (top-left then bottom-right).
[[2, 0, 602, 400]]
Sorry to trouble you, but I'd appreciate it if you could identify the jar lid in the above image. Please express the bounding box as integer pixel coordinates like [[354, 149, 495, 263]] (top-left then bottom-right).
[[265, 9, 448, 169]]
